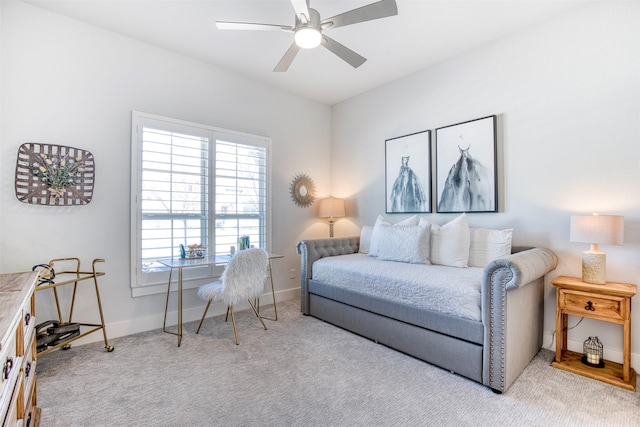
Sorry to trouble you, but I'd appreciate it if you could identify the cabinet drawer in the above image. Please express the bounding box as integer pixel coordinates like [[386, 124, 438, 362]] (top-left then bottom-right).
[[23, 397, 34, 427], [1, 373, 20, 427], [1, 332, 18, 403], [22, 344, 35, 413], [21, 305, 34, 356], [559, 289, 624, 321]]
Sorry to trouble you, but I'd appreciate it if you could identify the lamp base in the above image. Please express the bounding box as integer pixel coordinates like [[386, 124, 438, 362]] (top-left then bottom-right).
[[582, 250, 606, 285]]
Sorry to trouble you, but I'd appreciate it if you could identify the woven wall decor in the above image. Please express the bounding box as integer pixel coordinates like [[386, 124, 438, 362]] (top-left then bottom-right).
[[15, 143, 95, 206]]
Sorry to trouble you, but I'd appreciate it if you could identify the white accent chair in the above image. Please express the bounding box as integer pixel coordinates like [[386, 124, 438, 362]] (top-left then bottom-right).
[[196, 248, 268, 344]]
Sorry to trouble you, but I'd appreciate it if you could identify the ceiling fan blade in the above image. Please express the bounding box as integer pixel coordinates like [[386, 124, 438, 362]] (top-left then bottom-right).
[[321, 0, 398, 30], [216, 21, 292, 31], [273, 42, 301, 72], [290, 0, 311, 23], [321, 36, 366, 69]]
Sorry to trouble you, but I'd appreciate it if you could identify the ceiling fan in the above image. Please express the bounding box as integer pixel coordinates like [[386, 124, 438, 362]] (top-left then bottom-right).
[[215, 0, 398, 72]]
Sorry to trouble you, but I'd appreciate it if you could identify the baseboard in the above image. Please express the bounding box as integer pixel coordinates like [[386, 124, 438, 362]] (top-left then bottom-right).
[[542, 332, 639, 369], [60, 287, 300, 348]]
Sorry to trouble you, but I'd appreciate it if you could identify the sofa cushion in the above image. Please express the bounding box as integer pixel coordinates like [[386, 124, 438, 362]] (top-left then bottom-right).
[[429, 213, 470, 267], [469, 228, 513, 268], [377, 224, 431, 264], [368, 214, 418, 257], [358, 225, 374, 254], [312, 253, 483, 321]]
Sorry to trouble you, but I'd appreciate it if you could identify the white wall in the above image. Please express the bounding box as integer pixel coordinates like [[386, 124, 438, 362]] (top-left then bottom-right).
[[0, 1, 332, 339], [331, 2, 640, 364]]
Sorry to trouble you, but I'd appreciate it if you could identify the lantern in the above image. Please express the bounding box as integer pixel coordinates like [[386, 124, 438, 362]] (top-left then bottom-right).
[[582, 336, 604, 368]]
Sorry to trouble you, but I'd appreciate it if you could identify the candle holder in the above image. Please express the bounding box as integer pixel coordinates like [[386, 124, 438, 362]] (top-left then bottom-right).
[[581, 336, 604, 368]]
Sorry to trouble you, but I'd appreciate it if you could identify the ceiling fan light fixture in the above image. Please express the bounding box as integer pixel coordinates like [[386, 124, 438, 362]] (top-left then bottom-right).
[[294, 27, 321, 49]]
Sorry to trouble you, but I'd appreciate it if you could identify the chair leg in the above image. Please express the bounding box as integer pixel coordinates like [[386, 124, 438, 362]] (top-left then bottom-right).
[[225, 306, 230, 322], [248, 299, 268, 331], [196, 300, 212, 334], [229, 305, 239, 345]]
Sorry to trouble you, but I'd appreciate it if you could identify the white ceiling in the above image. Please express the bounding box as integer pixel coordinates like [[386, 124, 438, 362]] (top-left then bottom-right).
[[22, 0, 590, 105]]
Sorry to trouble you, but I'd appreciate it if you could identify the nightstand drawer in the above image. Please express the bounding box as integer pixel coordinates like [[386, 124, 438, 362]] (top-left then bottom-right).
[[558, 289, 624, 321]]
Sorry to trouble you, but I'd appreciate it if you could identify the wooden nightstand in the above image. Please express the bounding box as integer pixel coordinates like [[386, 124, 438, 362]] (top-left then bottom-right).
[[551, 276, 636, 391]]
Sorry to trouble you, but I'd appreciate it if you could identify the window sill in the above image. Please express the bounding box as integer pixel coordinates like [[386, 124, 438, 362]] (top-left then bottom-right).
[[131, 276, 215, 298]]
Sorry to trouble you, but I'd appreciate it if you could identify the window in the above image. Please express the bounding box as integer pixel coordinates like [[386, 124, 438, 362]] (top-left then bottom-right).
[[130, 112, 270, 294]]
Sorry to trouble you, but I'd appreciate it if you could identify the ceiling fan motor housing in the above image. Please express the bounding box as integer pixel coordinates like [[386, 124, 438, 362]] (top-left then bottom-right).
[[294, 8, 322, 48]]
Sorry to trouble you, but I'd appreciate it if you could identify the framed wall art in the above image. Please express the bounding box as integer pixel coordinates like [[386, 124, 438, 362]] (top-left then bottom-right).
[[385, 130, 431, 214], [435, 116, 497, 213]]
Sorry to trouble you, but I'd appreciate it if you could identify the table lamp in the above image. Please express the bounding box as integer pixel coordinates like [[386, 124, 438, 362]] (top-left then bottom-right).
[[570, 214, 624, 284], [318, 198, 345, 238]]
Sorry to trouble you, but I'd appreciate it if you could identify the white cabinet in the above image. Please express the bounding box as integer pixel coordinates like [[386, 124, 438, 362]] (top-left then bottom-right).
[[1, 272, 39, 427]]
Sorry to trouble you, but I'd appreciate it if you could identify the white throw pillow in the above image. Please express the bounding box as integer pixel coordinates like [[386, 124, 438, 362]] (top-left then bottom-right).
[[430, 213, 471, 268], [377, 224, 431, 264], [468, 228, 513, 268], [359, 225, 374, 254], [368, 214, 419, 257]]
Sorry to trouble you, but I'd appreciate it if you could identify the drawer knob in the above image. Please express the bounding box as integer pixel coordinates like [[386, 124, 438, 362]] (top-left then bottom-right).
[[585, 301, 596, 311], [25, 312, 31, 326], [25, 361, 32, 377], [3, 356, 13, 380]]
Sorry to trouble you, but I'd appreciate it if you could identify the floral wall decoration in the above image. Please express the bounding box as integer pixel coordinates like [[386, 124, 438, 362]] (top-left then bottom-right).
[[15, 143, 95, 206]]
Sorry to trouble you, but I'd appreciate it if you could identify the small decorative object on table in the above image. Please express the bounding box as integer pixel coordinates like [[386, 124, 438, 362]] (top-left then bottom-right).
[[582, 336, 604, 368], [15, 142, 95, 206], [187, 243, 206, 258], [180, 243, 206, 259], [238, 236, 250, 250]]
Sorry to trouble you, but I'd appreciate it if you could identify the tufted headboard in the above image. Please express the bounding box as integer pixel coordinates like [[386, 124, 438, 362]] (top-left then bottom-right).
[[296, 236, 359, 313]]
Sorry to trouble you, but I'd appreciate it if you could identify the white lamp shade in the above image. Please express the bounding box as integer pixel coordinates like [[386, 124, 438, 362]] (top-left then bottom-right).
[[570, 215, 624, 245], [294, 27, 321, 49], [318, 198, 345, 218]]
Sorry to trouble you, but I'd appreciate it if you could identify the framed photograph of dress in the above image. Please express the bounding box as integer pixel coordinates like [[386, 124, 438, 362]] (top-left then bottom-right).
[[435, 115, 497, 213], [385, 130, 431, 214]]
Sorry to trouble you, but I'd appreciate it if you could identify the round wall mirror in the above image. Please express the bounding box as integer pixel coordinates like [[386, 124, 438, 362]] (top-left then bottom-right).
[[290, 173, 316, 208]]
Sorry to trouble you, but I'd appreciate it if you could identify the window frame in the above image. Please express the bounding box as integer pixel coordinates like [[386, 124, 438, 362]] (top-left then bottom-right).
[[130, 111, 272, 297]]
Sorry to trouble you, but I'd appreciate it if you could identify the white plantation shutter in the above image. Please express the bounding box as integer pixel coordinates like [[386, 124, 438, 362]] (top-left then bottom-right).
[[214, 140, 267, 255], [131, 112, 270, 291], [139, 125, 209, 269]]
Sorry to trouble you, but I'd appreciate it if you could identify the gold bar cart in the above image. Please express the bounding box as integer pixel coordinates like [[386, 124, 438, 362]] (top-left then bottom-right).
[[35, 258, 114, 355]]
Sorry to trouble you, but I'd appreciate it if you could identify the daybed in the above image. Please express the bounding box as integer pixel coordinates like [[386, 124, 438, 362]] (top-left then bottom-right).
[[296, 215, 558, 393]]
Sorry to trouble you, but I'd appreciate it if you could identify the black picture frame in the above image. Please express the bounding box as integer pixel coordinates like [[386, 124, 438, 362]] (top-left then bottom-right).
[[435, 115, 497, 213], [385, 130, 431, 214]]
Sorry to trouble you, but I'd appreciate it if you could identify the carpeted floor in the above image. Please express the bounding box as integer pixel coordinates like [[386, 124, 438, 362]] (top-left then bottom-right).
[[36, 300, 639, 426]]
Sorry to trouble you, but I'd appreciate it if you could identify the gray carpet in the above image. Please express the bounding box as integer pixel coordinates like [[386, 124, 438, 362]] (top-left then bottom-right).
[[37, 300, 639, 426]]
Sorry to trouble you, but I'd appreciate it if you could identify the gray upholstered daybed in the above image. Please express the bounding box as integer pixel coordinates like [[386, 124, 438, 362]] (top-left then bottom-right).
[[296, 218, 558, 393]]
